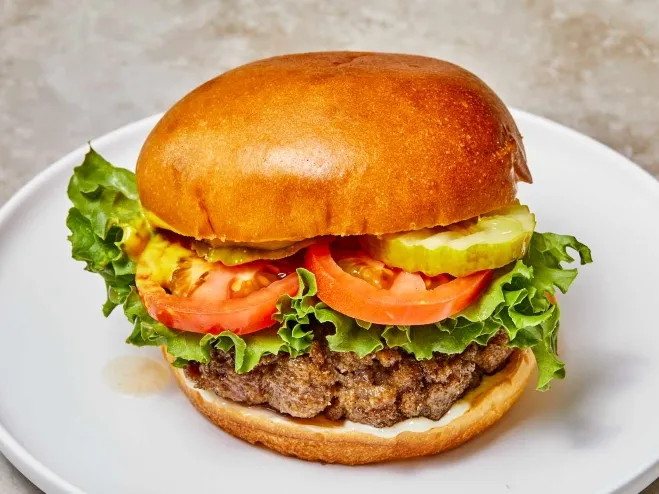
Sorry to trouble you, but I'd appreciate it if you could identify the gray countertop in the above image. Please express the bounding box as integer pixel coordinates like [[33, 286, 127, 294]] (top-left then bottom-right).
[[1, 0, 658, 492]]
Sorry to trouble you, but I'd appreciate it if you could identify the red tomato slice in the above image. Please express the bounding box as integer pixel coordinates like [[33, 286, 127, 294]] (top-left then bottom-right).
[[136, 252, 299, 336], [305, 242, 491, 325]]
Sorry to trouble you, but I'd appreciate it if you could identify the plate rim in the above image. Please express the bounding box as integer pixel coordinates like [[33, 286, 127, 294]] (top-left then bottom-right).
[[0, 109, 657, 494]]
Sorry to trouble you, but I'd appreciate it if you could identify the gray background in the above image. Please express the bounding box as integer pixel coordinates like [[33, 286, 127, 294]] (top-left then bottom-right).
[[1, 0, 658, 492]]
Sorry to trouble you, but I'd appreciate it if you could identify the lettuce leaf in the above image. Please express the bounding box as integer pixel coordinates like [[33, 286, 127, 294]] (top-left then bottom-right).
[[66, 148, 142, 315], [211, 327, 290, 373], [67, 149, 592, 389], [272, 268, 317, 356]]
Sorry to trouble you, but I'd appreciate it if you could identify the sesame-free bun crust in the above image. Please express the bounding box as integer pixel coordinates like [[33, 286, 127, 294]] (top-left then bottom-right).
[[137, 52, 531, 242], [166, 348, 534, 465]]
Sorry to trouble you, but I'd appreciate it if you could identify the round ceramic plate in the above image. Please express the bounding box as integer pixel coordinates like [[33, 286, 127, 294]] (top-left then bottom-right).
[[1, 110, 658, 494]]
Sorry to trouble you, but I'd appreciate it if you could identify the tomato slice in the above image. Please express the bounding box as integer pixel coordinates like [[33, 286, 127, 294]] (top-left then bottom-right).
[[305, 241, 492, 325], [136, 235, 299, 335]]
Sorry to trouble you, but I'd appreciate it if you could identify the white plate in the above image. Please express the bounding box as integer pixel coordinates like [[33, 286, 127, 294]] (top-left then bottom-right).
[[1, 110, 658, 494]]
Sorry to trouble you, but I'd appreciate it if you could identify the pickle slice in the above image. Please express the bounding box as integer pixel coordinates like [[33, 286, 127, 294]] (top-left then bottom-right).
[[192, 238, 314, 266], [363, 204, 536, 277]]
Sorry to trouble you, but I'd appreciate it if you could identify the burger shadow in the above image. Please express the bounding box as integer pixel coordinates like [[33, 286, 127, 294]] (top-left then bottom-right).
[[380, 346, 642, 474]]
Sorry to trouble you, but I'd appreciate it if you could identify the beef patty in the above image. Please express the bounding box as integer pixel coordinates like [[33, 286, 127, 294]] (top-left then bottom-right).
[[185, 328, 513, 428]]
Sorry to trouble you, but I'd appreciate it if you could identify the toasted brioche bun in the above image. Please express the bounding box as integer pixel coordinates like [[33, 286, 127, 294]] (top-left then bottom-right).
[[165, 347, 534, 465], [137, 52, 530, 243]]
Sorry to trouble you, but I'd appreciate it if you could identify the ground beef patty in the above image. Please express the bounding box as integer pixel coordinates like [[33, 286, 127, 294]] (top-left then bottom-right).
[[185, 329, 513, 428]]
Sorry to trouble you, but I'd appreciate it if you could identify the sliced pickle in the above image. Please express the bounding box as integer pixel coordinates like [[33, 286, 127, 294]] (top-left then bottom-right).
[[192, 238, 314, 266], [205, 238, 299, 250], [363, 203, 536, 277]]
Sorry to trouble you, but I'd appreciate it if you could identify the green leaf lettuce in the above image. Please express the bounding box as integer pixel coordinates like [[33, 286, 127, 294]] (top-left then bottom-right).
[[66, 149, 142, 315]]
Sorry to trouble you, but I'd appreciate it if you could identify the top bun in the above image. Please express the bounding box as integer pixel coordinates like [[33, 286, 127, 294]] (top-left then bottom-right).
[[136, 52, 531, 243]]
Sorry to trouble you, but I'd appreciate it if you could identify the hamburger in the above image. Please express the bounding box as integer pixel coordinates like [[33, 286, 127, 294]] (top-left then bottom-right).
[[66, 52, 592, 464]]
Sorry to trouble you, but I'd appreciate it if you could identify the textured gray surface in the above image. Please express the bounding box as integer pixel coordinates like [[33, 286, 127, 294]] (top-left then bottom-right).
[[1, 0, 658, 492]]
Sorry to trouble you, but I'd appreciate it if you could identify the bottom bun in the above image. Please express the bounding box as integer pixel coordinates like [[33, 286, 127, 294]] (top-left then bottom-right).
[[165, 347, 534, 465]]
